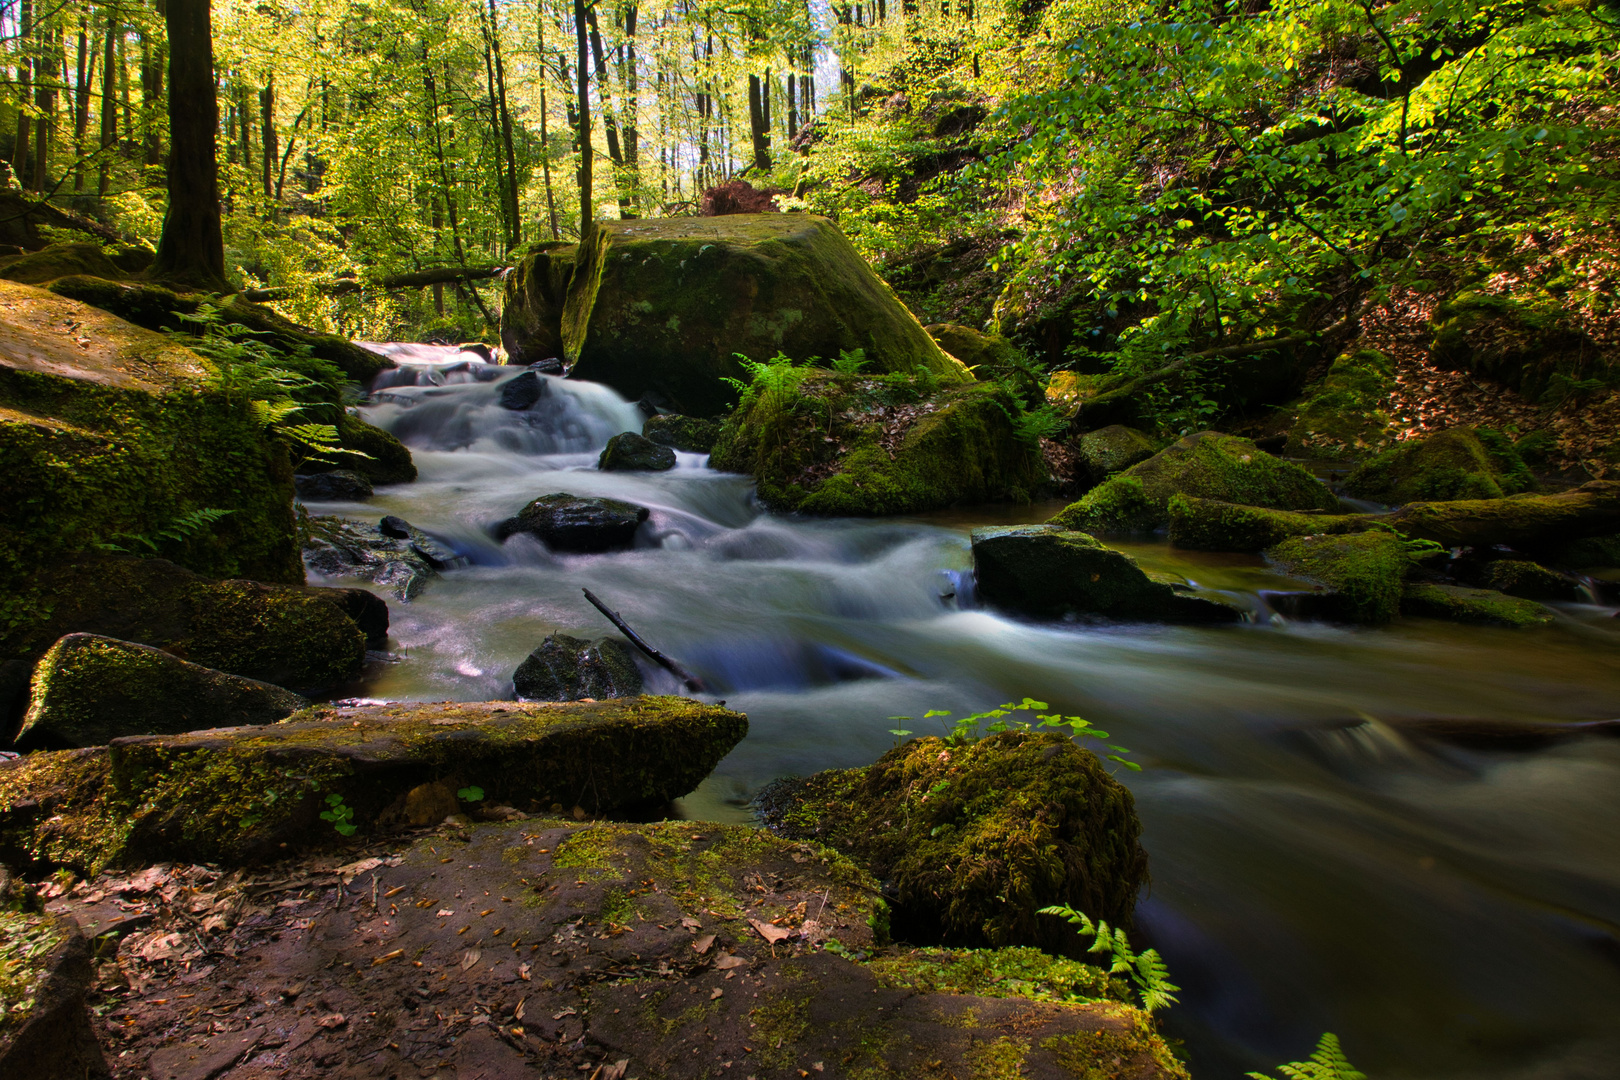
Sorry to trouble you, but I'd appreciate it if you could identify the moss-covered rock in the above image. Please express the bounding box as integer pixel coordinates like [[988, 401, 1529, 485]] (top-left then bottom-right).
[[1538, 533, 1620, 569], [1475, 559, 1582, 601], [1052, 431, 1338, 534], [1344, 428, 1533, 504], [2, 556, 366, 695], [710, 370, 1043, 515], [0, 910, 108, 1079], [562, 216, 969, 416], [1265, 531, 1411, 625], [1077, 424, 1157, 482], [1400, 583, 1555, 628], [972, 525, 1241, 622], [642, 413, 721, 453], [0, 241, 123, 286], [13, 634, 308, 749], [1167, 495, 1369, 552], [512, 633, 643, 701], [499, 242, 576, 364], [760, 731, 1148, 957], [924, 322, 1015, 370], [1285, 348, 1395, 459], [296, 411, 416, 485], [1430, 289, 1606, 402], [1386, 480, 1620, 550], [598, 430, 676, 471], [0, 696, 746, 871]]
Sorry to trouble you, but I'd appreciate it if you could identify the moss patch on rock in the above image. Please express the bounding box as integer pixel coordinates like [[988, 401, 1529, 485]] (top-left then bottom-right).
[[642, 413, 721, 453], [710, 369, 1043, 515], [13, 634, 308, 749], [972, 525, 1241, 622], [1285, 348, 1395, 459], [866, 945, 1127, 1005], [1167, 495, 1369, 552], [1077, 424, 1158, 483], [1344, 428, 1533, 504], [1430, 288, 1607, 403], [500, 242, 576, 364], [925, 322, 1016, 370], [1052, 431, 1337, 534], [1400, 583, 1555, 628], [1265, 531, 1411, 625], [296, 411, 416, 485], [562, 215, 969, 416], [1476, 559, 1582, 601], [0, 241, 123, 285], [760, 731, 1148, 957]]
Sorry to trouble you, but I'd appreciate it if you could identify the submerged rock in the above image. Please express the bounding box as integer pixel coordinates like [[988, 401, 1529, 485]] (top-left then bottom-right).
[[1052, 431, 1337, 534], [13, 634, 308, 749], [1344, 427, 1533, 504], [377, 514, 464, 568], [513, 633, 644, 701], [972, 525, 1241, 623], [560, 215, 970, 415], [0, 910, 109, 1080], [710, 370, 1043, 515], [1265, 531, 1411, 625], [0, 697, 746, 870], [761, 731, 1149, 956], [642, 412, 721, 453], [497, 368, 547, 410], [1401, 583, 1555, 628], [597, 430, 677, 471], [1285, 348, 1396, 459], [1077, 424, 1158, 482], [495, 493, 650, 552], [302, 515, 438, 601], [293, 469, 373, 501]]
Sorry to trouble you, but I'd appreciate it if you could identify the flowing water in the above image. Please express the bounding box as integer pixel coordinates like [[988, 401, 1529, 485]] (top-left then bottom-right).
[[318, 346, 1620, 1079]]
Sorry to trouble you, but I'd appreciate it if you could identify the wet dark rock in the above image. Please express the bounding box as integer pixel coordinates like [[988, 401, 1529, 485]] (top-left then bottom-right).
[[642, 413, 721, 453], [293, 469, 373, 502], [457, 342, 495, 362], [512, 633, 644, 702], [1473, 559, 1582, 601], [500, 242, 576, 365], [497, 369, 547, 410], [376, 515, 464, 569], [528, 356, 565, 375], [1400, 583, 1555, 628], [13, 634, 308, 749], [0, 912, 109, 1079], [294, 585, 388, 646], [972, 524, 1242, 623], [598, 431, 677, 472], [302, 516, 438, 601], [495, 494, 650, 552]]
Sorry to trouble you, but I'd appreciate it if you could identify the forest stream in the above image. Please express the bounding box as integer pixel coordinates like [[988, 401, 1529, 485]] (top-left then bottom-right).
[[321, 346, 1620, 1080]]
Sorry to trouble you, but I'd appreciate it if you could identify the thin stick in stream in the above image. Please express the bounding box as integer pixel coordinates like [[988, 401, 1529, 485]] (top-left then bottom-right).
[[582, 588, 708, 694]]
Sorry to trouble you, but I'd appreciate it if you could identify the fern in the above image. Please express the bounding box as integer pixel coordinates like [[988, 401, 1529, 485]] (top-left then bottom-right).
[[98, 508, 235, 554], [723, 351, 810, 409], [1038, 903, 1180, 1013], [832, 347, 868, 374], [1246, 1034, 1367, 1080], [1013, 402, 1068, 445]]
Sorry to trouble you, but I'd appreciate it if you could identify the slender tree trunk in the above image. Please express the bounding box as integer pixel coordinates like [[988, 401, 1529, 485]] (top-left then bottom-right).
[[584, 5, 632, 216], [747, 72, 770, 172], [14, 0, 33, 187], [787, 72, 797, 143], [260, 75, 276, 201], [97, 12, 116, 196], [140, 24, 163, 168], [118, 26, 131, 150], [487, 0, 521, 246], [621, 4, 638, 200], [31, 18, 56, 192], [237, 79, 251, 177], [73, 14, 90, 191], [537, 2, 560, 240], [574, 0, 591, 232], [149, 0, 225, 288], [478, 36, 511, 246]]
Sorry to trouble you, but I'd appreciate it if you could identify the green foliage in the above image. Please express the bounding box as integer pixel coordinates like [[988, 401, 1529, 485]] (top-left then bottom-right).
[[97, 508, 236, 556], [1246, 1033, 1367, 1080], [1039, 902, 1180, 1013], [319, 793, 358, 837], [891, 698, 1139, 771], [832, 347, 870, 375], [457, 785, 485, 803], [720, 351, 811, 410], [1010, 402, 1067, 445]]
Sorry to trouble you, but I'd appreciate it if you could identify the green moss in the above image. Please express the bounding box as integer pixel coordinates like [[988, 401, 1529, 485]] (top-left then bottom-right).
[[1077, 426, 1158, 481], [0, 242, 123, 285], [563, 215, 969, 416], [1285, 349, 1395, 459], [1431, 289, 1604, 402], [763, 732, 1148, 956], [298, 412, 416, 485], [1344, 428, 1533, 504], [0, 910, 69, 1037], [500, 243, 576, 364], [1266, 531, 1411, 624], [1167, 495, 1368, 552], [866, 946, 1124, 1004], [925, 323, 1016, 370], [966, 1036, 1029, 1079], [1479, 560, 1581, 601], [1042, 1008, 1191, 1080], [749, 983, 812, 1070], [642, 413, 721, 453], [1400, 583, 1555, 628], [1052, 431, 1337, 534], [710, 370, 1043, 515], [553, 826, 625, 871]]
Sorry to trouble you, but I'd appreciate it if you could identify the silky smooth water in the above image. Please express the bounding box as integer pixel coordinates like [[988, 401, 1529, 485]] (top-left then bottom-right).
[[316, 349, 1620, 1079]]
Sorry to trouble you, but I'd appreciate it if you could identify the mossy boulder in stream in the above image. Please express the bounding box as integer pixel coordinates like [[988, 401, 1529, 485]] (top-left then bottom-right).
[[598, 430, 676, 471], [512, 633, 643, 701], [500, 242, 576, 364], [1052, 431, 1337, 534], [1077, 424, 1158, 482], [495, 493, 650, 551], [642, 412, 720, 453], [560, 216, 969, 416], [760, 731, 1149, 957], [1168, 495, 1368, 552], [1265, 531, 1411, 624], [0, 696, 746, 871], [1344, 427, 1533, 504], [710, 370, 1043, 515], [972, 525, 1241, 622], [1400, 583, 1555, 628], [1285, 348, 1395, 459], [13, 634, 308, 749]]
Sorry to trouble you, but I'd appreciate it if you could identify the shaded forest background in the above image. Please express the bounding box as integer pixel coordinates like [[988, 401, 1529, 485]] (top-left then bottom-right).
[[3, 0, 1619, 473]]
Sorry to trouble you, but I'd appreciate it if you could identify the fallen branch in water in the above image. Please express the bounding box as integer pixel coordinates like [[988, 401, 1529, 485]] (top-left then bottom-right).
[[582, 588, 708, 694]]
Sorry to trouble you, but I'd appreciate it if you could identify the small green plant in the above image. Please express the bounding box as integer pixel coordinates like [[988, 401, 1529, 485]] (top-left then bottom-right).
[[1246, 1033, 1367, 1080], [456, 785, 485, 803], [898, 699, 1140, 771], [1011, 401, 1068, 445], [1038, 903, 1180, 1013], [721, 351, 810, 409], [97, 507, 235, 555], [319, 793, 357, 837], [832, 347, 868, 374]]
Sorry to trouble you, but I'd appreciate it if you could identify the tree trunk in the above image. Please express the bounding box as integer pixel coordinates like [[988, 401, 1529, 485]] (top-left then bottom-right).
[[31, 19, 56, 193], [140, 23, 163, 168], [478, 36, 511, 247], [148, 0, 226, 289], [787, 72, 797, 142], [97, 12, 116, 196], [73, 14, 91, 192], [620, 5, 639, 197], [537, 1, 560, 240], [574, 0, 592, 233], [14, 0, 33, 187], [260, 75, 276, 201], [584, 6, 632, 217], [487, 0, 521, 247], [747, 73, 770, 172]]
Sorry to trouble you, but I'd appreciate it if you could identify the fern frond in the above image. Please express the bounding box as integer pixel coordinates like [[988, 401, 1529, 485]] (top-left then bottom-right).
[[1246, 1034, 1367, 1080]]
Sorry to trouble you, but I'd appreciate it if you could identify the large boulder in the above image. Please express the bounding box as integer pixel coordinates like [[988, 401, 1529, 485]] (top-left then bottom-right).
[[1285, 349, 1395, 459], [499, 242, 576, 365], [761, 731, 1149, 956], [13, 634, 308, 749], [0, 241, 123, 285], [1077, 425, 1157, 483], [972, 525, 1240, 622], [1, 556, 368, 698], [0, 696, 746, 870], [512, 633, 643, 701], [597, 430, 676, 471], [1052, 431, 1338, 534], [559, 216, 970, 416], [1265, 531, 1411, 625], [924, 322, 1016, 370], [1344, 427, 1533, 504], [642, 413, 720, 453], [1430, 289, 1604, 402], [495, 493, 650, 551], [0, 911, 109, 1079], [300, 411, 417, 485], [710, 370, 1044, 515]]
